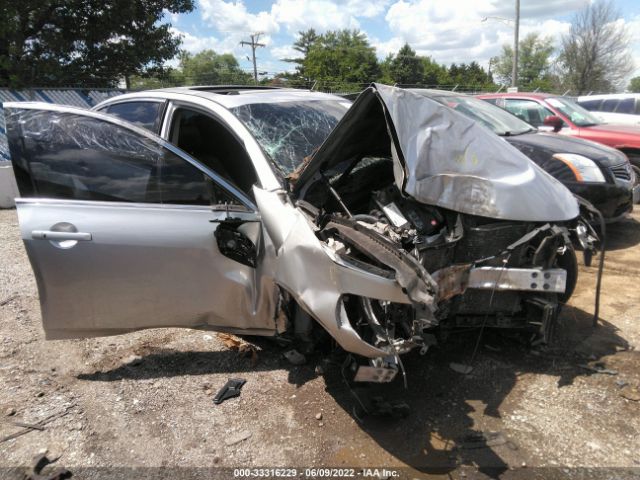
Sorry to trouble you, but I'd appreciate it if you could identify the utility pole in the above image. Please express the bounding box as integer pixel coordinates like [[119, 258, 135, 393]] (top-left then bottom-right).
[[240, 33, 265, 84], [512, 0, 520, 88]]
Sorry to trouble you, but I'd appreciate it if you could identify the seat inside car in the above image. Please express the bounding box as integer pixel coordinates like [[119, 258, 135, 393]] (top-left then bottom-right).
[[172, 110, 258, 196]]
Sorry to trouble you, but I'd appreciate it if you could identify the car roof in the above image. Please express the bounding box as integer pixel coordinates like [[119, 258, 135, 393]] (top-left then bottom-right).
[[408, 88, 469, 98], [577, 93, 640, 100], [478, 92, 557, 100], [98, 85, 346, 109]]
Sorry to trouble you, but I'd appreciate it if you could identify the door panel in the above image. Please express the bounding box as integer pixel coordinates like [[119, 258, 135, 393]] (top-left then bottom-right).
[[5, 103, 277, 339]]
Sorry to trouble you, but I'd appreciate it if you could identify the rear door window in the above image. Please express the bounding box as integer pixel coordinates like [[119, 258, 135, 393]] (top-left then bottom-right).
[[601, 99, 618, 112], [103, 101, 165, 133], [579, 99, 602, 111], [503, 99, 556, 127], [616, 98, 635, 114]]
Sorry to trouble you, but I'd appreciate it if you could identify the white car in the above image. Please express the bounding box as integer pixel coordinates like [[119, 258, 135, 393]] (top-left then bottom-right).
[[577, 94, 640, 126]]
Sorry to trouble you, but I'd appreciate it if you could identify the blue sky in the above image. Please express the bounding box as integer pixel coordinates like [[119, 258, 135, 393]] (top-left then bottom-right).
[[165, 0, 640, 81]]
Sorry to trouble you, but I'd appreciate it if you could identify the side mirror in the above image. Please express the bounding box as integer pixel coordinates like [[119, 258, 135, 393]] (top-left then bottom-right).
[[543, 115, 563, 133]]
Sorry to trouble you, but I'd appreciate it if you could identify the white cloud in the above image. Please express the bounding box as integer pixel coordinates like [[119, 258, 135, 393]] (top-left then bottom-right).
[[198, 0, 280, 34], [171, 28, 223, 53], [270, 44, 302, 61], [381, 0, 586, 67]]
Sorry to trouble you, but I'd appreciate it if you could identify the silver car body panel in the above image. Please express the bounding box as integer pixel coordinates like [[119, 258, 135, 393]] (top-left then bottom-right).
[[297, 84, 579, 222], [4, 101, 413, 356], [16, 198, 277, 339]]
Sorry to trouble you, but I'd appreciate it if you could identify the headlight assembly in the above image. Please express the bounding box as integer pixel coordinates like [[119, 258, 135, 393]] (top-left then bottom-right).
[[553, 153, 606, 183]]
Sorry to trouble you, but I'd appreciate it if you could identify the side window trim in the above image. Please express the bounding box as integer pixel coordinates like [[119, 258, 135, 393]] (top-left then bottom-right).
[[7, 102, 256, 212], [99, 99, 168, 134], [161, 141, 257, 212]]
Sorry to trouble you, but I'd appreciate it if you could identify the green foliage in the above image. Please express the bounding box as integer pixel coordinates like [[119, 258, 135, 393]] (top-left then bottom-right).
[[282, 29, 319, 82], [178, 50, 252, 85], [302, 29, 380, 90], [386, 44, 424, 85], [493, 32, 554, 89], [629, 77, 640, 93], [0, 0, 195, 88]]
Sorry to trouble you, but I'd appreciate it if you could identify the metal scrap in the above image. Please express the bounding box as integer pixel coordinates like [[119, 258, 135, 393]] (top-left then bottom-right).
[[213, 378, 246, 405], [1, 406, 74, 444]]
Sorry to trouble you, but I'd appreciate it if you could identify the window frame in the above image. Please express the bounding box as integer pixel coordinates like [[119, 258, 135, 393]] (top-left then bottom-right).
[[97, 98, 168, 135], [9, 102, 257, 212]]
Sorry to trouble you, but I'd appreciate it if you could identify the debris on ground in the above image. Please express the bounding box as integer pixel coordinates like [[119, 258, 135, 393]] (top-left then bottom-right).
[[619, 385, 640, 402], [5, 407, 16, 416], [354, 395, 410, 419], [459, 431, 518, 450], [24, 452, 71, 480], [122, 354, 142, 366], [1, 406, 75, 443], [213, 378, 246, 405], [216, 333, 259, 366], [578, 363, 618, 375], [225, 430, 252, 446], [283, 349, 306, 365], [449, 362, 473, 374], [315, 412, 322, 420]]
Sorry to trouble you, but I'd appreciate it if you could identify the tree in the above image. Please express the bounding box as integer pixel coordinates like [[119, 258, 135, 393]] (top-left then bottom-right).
[[629, 77, 640, 93], [558, 0, 634, 94], [493, 32, 554, 89], [303, 30, 380, 90], [282, 29, 319, 82], [421, 57, 450, 86], [0, 0, 194, 88], [178, 50, 252, 85], [386, 43, 424, 85]]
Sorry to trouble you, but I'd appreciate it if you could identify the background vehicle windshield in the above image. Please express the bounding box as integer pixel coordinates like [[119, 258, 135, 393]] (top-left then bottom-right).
[[231, 100, 350, 174], [437, 95, 534, 136], [546, 97, 601, 127]]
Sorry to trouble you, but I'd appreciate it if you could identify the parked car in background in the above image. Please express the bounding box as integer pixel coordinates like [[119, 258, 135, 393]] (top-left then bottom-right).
[[413, 89, 638, 221], [478, 93, 640, 170], [3, 84, 579, 381], [576, 94, 640, 127]]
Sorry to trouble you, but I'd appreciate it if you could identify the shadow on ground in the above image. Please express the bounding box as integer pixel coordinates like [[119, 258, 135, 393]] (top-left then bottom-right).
[[320, 305, 630, 477], [604, 216, 640, 251], [77, 305, 630, 478]]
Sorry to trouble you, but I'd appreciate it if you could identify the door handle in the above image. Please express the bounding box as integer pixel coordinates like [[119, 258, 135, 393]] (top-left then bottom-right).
[[31, 230, 92, 241]]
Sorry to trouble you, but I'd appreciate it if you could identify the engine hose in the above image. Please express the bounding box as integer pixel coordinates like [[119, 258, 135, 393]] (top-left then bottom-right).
[[352, 214, 379, 224]]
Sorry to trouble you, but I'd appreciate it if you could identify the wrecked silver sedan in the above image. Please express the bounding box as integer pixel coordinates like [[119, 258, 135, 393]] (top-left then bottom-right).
[[4, 84, 579, 382]]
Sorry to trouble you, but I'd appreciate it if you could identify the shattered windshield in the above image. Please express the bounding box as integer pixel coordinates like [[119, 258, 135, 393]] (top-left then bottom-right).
[[231, 100, 350, 174]]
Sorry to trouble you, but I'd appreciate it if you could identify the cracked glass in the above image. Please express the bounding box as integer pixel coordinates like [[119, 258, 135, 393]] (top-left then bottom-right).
[[231, 100, 349, 174]]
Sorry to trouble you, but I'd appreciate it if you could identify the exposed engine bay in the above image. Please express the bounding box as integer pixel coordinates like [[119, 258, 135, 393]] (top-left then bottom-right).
[[296, 156, 578, 380]]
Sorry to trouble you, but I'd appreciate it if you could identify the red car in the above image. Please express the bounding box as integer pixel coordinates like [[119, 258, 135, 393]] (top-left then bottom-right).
[[478, 93, 640, 169]]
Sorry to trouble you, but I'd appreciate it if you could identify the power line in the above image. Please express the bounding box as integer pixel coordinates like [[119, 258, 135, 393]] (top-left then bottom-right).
[[240, 33, 266, 84]]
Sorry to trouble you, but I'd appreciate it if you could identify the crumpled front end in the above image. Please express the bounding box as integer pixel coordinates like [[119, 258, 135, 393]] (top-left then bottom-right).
[[277, 84, 580, 382]]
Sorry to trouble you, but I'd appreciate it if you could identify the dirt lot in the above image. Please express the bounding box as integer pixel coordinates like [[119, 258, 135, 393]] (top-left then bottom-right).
[[1, 207, 639, 479]]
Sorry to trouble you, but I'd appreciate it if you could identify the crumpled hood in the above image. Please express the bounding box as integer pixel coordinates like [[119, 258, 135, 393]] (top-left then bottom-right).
[[295, 83, 579, 222]]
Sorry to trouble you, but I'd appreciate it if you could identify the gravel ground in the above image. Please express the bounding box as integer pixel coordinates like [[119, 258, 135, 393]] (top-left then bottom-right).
[[1, 207, 639, 479]]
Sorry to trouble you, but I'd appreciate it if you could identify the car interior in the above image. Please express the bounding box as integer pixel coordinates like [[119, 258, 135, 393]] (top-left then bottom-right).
[[169, 109, 258, 196]]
